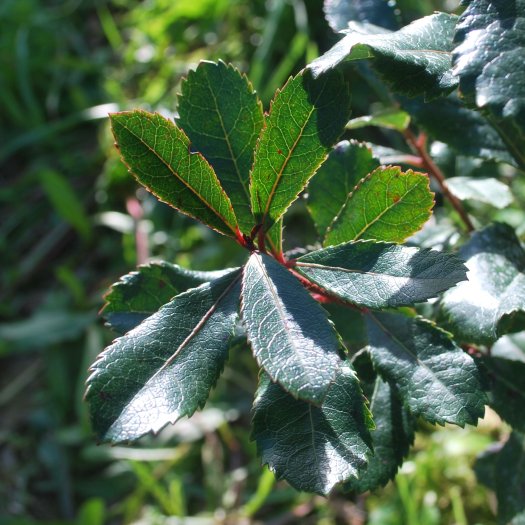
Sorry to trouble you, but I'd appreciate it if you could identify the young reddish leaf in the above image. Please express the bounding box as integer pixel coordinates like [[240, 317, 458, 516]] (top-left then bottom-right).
[[250, 69, 351, 232], [241, 252, 343, 404], [324, 166, 434, 246], [178, 61, 264, 234], [110, 110, 239, 238]]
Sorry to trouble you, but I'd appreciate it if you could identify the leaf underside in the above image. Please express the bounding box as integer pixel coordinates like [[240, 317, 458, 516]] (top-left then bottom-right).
[[241, 252, 343, 404], [110, 110, 238, 237], [250, 68, 351, 232], [295, 240, 467, 309], [102, 261, 235, 334], [252, 365, 372, 495], [441, 223, 525, 345], [366, 311, 487, 426], [86, 269, 241, 442], [177, 60, 264, 234], [324, 166, 434, 246], [310, 13, 459, 100]]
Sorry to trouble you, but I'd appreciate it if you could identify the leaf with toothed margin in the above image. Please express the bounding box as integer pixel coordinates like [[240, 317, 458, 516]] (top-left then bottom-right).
[[343, 351, 416, 492], [177, 61, 264, 234], [323, 166, 434, 246], [101, 262, 236, 334], [452, 0, 525, 169], [309, 13, 459, 100], [365, 311, 487, 427], [441, 223, 525, 345], [85, 269, 241, 443], [249, 68, 351, 233], [307, 140, 380, 240], [295, 241, 467, 309], [251, 365, 373, 495], [110, 110, 239, 238], [241, 252, 343, 404]]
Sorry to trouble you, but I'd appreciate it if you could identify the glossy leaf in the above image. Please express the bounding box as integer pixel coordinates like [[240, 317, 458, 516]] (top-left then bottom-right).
[[344, 355, 415, 492], [324, 0, 399, 32], [241, 252, 342, 404], [366, 311, 487, 426], [346, 108, 411, 132], [307, 140, 380, 239], [476, 432, 525, 525], [402, 95, 514, 164], [102, 262, 235, 334], [485, 356, 525, 433], [441, 223, 525, 344], [86, 270, 241, 442], [453, 0, 525, 167], [295, 241, 467, 309], [324, 166, 434, 245], [110, 110, 238, 237], [250, 69, 350, 232], [446, 177, 513, 209], [310, 13, 459, 100], [252, 366, 372, 495], [492, 332, 525, 363], [177, 61, 264, 233]]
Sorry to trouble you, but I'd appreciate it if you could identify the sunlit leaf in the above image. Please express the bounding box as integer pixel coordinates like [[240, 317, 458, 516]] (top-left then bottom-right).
[[252, 366, 372, 495]]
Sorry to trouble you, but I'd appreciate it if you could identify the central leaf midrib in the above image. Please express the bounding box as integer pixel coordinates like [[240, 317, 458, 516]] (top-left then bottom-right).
[[255, 255, 316, 384], [368, 313, 463, 404], [205, 70, 252, 204], [121, 274, 240, 406], [118, 117, 236, 234], [329, 175, 425, 241]]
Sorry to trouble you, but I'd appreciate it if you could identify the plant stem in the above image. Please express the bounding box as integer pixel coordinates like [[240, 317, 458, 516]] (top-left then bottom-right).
[[404, 129, 475, 233]]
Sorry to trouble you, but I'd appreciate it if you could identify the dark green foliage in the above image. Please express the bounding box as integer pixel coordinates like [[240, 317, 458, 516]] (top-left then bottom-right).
[[84, 0, 525, 509], [310, 13, 458, 99], [441, 223, 525, 344], [252, 366, 372, 495]]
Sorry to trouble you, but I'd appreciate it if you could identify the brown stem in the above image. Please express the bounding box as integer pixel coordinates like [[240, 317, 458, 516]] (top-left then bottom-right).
[[404, 129, 475, 233]]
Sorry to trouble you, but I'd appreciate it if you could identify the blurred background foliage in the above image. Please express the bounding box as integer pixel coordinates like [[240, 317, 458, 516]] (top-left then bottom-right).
[[0, 0, 519, 523]]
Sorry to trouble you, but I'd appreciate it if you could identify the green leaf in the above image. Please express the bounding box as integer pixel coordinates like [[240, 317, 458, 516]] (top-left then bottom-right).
[[101, 262, 235, 334], [476, 432, 525, 525], [310, 13, 459, 100], [344, 354, 415, 492], [86, 269, 241, 442], [252, 365, 372, 495], [492, 332, 525, 363], [250, 69, 350, 232], [324, 0, 399, 32], [365, 311, 487, 426], [452, 0, 525, 168], [241, 252, 342, 404], [401, 95, 514, 164], [446, 177, 513, 209], [484, 356, 525, 433], [441, 223, 525, 345], [346, 108, 411, 132], [324, 304, 368, 353], [295, 241, 467, 309], [307, 140, 380, 239], [110, 110, 239, 238], [177, 61, 264, 234], [323, 166, 434, 245]]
